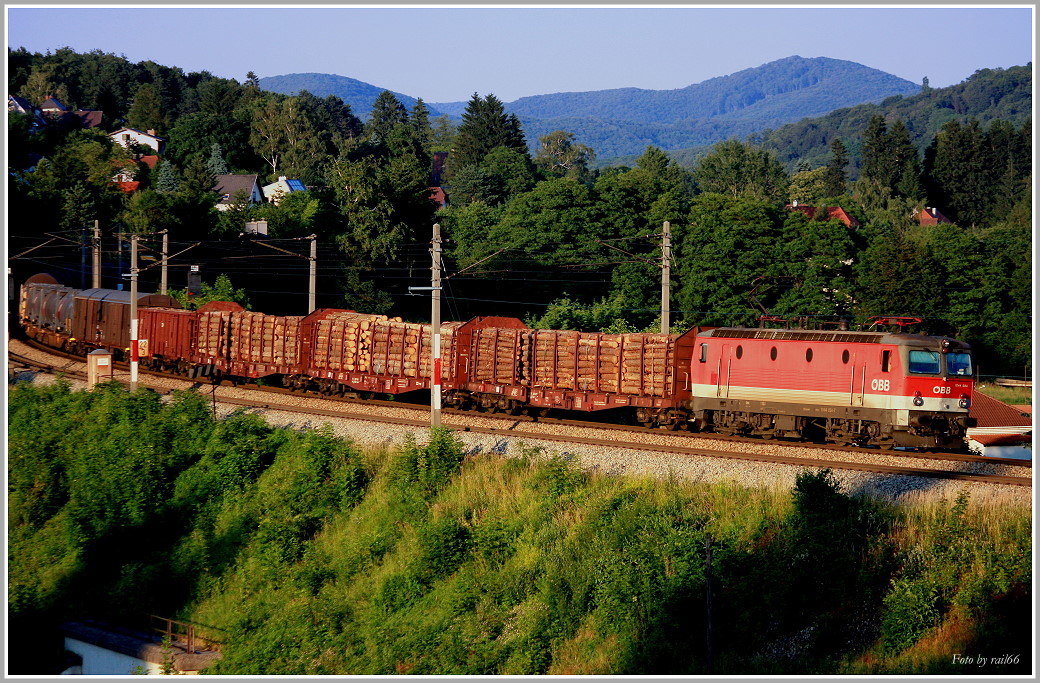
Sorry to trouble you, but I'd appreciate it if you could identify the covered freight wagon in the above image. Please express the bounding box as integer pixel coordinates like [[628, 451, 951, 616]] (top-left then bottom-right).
[[70, 289, 182, 355], [20, 274, 78, 348]]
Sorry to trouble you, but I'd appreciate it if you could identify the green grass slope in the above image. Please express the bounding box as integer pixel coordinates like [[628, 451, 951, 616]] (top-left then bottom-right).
[[7, 381, 1033, 675]]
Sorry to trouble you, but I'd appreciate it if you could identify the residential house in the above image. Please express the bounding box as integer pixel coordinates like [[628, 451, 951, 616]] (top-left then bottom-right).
[[110, 127, 166, 155], [8, 94, 45, 131], [785, 202, 861, 228], [112, 155, 159, 193], [75, 109, 104, 129], [40, 95, 70, 119], [429, 151, 448, 208], [914, 206, 952, 226], [213, 174, 264, 211], [429, 186, 448, 209], [260, 176, 307, 205]]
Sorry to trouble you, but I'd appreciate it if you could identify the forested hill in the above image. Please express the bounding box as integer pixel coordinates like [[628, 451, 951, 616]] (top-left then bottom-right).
[[261, 56, 920, 159], [258, 72, 438, 117], [456, 56, 920, 124], [669, 63, 1033, 173]]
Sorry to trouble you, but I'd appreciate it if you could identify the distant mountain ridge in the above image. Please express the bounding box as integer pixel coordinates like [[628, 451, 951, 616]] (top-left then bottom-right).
[[437, 56, 919, 123], [258, 72, 440, 117], [260, 56, 923, 158]]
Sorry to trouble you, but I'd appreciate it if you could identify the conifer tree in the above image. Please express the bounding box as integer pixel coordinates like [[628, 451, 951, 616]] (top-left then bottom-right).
[[126, 82, 166, 133], [207, 142, 229, 176], [888, 120, 924, 201], [153, 159, 180, 193], [823, 138, 849, 197], [366, 91, 409, 153]]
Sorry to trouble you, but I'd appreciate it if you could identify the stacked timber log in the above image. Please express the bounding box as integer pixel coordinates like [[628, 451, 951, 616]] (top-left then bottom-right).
[[310, 311, 459, 380], [519, 330, 676, 396], [228, 311, 304, 366], [471, 327, 523, 384], [195, 309, 237, 359], [311, 312, 389, 373], [621, 333, 674, 397]]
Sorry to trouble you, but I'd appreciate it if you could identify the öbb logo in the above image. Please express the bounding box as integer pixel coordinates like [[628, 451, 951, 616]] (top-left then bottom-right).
[[933, 386, 953, 395]]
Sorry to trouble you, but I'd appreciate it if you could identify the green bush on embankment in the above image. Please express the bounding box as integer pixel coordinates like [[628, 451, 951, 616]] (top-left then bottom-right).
[[7, 380, 1032, 675]]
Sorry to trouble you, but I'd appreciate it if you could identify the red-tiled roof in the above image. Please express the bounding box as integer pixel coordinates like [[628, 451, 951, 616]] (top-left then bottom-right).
[[786, 204, 861, 227], [429, 186, 447, 207], [968, 432, 1031, 447], [114, 181, 140, 193], [916, 206, 951, 225], [969, 391, 1033, 428]]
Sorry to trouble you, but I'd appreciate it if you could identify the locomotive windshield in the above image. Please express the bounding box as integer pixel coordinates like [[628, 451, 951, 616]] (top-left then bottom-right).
[[907, 349, 973, 376], [947, 351, 973, 376], [908, 350, 941, 374]]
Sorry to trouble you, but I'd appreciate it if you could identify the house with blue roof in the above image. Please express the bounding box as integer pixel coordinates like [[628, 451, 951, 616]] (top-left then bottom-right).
[[261, 176, 308, 205]]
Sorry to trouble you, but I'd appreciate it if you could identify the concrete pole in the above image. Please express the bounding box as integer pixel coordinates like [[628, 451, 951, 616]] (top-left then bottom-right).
[[431, 223, 442, 428], [661, 221, 671, 334], [130, 234, 139, 391], [160, 230, 169, 295], [92, 221, 101, 288], [308, 234, 317, 313]]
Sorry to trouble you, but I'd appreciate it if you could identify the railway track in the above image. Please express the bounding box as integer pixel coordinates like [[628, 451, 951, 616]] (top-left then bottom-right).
[[9, 339, 1032, 489]]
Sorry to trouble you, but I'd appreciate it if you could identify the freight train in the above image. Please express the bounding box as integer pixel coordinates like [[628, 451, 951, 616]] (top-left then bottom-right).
[[18, 274, 976, 450]]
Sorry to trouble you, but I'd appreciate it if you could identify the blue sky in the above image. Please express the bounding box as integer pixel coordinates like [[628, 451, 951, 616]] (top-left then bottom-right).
[[6, 5, 1034, 104]]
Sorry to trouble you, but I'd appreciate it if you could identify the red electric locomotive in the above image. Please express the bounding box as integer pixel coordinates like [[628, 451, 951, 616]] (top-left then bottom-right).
[[687, 326, 976, 449]]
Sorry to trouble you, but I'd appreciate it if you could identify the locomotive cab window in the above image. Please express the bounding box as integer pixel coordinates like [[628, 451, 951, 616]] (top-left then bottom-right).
[[882, 350, 891, 372], [699, 343, 708, 363], [947, 352, 973, 376], [908, 349, 941, 374]]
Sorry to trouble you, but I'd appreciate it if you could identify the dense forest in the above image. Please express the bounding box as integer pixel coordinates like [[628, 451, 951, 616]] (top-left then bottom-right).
[[7, 382, 1032, 674], [6, 47, 1033, 375]]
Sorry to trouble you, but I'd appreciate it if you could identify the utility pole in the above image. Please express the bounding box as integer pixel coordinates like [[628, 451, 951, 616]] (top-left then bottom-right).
[[407, 224, 443, 428], [308, 234, 317, 313], [431, 223, 442, 428], [661, 220, 671, 334], [129, 234, 139, 392], [80, 225, 88, 289], [117, 227, 124, 290], [160, 229, 169, 295], [92, 221, 101, 288]]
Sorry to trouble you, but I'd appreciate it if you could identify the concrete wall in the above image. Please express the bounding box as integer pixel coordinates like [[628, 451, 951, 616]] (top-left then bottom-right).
[[64, 638, 162, 675]]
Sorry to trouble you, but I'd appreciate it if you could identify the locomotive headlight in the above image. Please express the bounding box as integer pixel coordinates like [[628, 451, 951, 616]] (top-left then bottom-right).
[[913, 391, 924, 407], [958, 394, 970, 410]]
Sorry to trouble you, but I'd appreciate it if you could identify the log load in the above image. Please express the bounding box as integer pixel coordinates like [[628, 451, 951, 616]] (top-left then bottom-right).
[[227, 311, 304, 365], [519, 329, 678, 397], [309, 310, 460, 380], [471, 327, 524, 384], [195, 309, 241, 359]]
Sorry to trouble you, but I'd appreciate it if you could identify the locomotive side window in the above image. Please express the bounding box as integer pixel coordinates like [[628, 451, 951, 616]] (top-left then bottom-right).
[[947, 352, 973, 376], [908, 350, 941, 374], [805, 348, 813, 362], [770, 346, 777, 361], [842, 350, 850, 364], [882, 350, 891, 372], [699, 343, 708, 363], [736, 345, 743, 359]]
